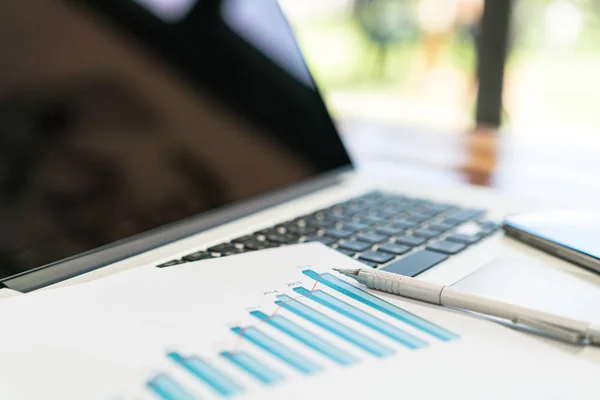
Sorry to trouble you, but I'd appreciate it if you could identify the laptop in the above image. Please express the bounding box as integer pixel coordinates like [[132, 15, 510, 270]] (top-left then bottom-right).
[[0, 0, 571, 297]]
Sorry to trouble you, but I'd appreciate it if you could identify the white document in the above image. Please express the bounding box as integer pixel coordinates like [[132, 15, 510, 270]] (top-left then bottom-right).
[[0, 243, 598, 399]]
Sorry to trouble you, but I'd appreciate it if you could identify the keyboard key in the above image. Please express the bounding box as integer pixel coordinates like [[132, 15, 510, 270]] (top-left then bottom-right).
[[157, 260, 186, 268], [340, 221, 370, 232], [360, 191, 386, 202], [405, 213, 431, 224], [397, 198, 423, 208], [292, 216, 310, 224], [380, 202, 407, 211], [207, 243, 236, 253], [412, 228, 441, 239], [309, 219, 334, 228], [323, 210, 347, 221], [309, 209, 327, 219], [357, 232, 389, 244], [336, 249, 356, 257], [244, 240, 278, 251], [378, 243, 411, 255], [370, 208, 399, 218], [427, 222, 455, 233], [270, 225, 288, 234], [446, 233, 480, 245], [427, 240, 467, 255], [327, 204, 344, 213], [305, 235, 337, 246], [324, 228, 354, 239], [413, 199, 432, 206], [376, 225, 405, 236], [437, 218, 462, 227], [283, 218, 302, 227], [231, 235, 254, 244], [287, 224, 318, 236], [355, 215, 387, 225], [420, 203, 456, 216], [254, 228, 274, 236], [355, 193, 374, 202], [338, 215, 360, 224], [182, 251, 212, 262], [221, 247, 247, 256], [382, 250, 448, 277], [394, 235, 427, 247], [433, 203, 457, 211], [338, 240, 372, 252], [445, 208, 485, 224], [360, 261, 379, 268], [420, 208, 443, 217], [477, 220, 500, 235], [382, 205, 410, 215], [388, 219, 418, 229], [359, 251, 395, 264], [266, 233, 298, 244], [340, 204, 368, 216]]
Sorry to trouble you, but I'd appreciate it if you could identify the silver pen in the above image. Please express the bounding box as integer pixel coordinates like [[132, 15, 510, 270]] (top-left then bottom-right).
[[333, 267, 600, 345]]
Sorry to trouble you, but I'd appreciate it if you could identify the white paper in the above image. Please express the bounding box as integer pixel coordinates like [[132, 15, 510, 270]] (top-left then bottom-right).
[[0, 243, 598, 399]]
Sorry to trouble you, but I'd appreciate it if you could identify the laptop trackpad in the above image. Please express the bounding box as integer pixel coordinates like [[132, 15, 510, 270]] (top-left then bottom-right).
[[451, 258, 600, 323]]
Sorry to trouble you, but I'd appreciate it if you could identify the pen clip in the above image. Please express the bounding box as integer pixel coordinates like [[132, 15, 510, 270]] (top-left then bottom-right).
[[513, 316, 586, 345]]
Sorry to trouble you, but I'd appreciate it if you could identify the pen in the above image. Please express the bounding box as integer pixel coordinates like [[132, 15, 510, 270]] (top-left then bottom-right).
[[333, 267, 600, 345]]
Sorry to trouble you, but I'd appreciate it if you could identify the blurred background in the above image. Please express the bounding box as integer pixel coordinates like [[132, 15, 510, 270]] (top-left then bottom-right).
[[280, 0, 600, 137], [279, 0, 600, 200]]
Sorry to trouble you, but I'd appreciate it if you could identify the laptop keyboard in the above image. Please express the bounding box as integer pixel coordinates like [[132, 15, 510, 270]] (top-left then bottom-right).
[[156, 191, 500, 276]]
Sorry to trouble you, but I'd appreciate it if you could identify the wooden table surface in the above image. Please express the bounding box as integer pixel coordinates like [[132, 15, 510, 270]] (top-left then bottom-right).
[[339, 119, 600, 207]]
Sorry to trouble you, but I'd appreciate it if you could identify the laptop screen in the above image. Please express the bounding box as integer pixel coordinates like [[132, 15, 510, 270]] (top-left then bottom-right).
[[0, 0, 351, 280]]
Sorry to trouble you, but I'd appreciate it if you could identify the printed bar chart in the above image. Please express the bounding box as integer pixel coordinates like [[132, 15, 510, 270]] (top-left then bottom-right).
[[141, 268, 461, 398], [250, 311, 359, 366], [294, 287, 428, 349], [275, 294, 394, 357], [220, 351, 284, 385], [230, 327, 322, 375], [303, 270, 459, 341], [147, 374, 198, 400], [168, 352, 243, 397]]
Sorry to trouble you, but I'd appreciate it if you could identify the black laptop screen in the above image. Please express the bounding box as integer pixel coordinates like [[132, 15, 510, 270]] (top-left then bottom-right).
[[0, 0, 351, 279]]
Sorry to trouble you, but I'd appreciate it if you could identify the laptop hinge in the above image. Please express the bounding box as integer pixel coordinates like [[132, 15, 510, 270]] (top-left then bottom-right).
[[2, 166, 352, 293]]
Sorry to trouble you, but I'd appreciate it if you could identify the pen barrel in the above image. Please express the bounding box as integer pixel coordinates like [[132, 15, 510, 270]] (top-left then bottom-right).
[[439, 288, 591, 334], [357, 269, 598, 343], [361, 270, 444, 304]]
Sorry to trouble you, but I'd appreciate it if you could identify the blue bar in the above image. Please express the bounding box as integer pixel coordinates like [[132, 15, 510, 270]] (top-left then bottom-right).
[[230, 327, 321, 375], [147, 374, 198, 400], [220, 351, 284, 385], [294, 287, 428, 349], [303, 270, 459, 341], [275, 295, 394, 357], [250, 311, 359, 366], [168, 352, 243, 397]]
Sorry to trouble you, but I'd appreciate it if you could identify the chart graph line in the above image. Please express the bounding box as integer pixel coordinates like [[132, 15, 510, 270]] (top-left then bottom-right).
[[232, 274, 321, 354]]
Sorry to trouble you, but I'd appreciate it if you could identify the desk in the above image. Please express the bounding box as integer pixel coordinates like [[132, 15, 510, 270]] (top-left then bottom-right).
[[340, 119, 600, 208]]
